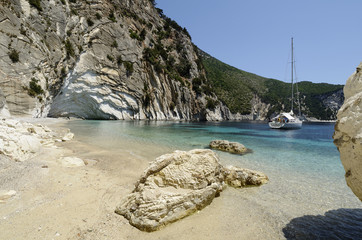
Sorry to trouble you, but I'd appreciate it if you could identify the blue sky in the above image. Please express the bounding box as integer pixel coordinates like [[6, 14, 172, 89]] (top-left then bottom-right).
[[156, 0, 362, 85]]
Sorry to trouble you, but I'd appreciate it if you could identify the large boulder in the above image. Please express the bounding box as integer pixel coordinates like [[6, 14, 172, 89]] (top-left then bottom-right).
[[209, 140, 249, 154], [115, 149, 268, 231], [333, 62, 362, 201]]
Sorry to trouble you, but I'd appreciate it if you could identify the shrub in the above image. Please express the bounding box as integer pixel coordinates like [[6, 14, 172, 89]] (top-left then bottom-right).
[[60, 0, 65, 4], [206, 97, 217, 110], [87, 18, 94, 27], [71, 8, 78, 15], [123, 61, 133, 75], [8, 49, 19, 63], [154, 62, 163, 74], [169, 101, 175, 110], [117, 55, 123, 65], [28, 0, 42, 11], [192, 77, 202, 95], [129, 29, 140, 40], [142, 83, 152, 108], [202, 84, 213, 96], [176, 58, 191, 78], [20, 26, 27, 35], [108, 11, 116, 22], [69, 0, 76, 3], [65, 39, 75, 58], [28, 78, 44, 97], [140, 28, 146, 41], [111, 40, 118, 48], [107, 54, 114, 62], [95, 12, 102, 20]]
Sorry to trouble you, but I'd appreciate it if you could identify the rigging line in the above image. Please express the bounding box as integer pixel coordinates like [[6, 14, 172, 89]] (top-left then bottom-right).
[[291, 37, 294, 113], [283, 44, 291, 83], [293, 52, 302, 117]]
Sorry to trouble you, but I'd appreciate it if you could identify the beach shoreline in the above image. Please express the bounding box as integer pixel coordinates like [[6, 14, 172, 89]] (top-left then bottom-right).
[[1, 117, 360, 240], [0, 117, 284, 239]]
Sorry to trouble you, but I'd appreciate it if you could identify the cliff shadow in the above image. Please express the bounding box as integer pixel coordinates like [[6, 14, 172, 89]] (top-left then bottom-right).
[[282, 208, 362, 240]]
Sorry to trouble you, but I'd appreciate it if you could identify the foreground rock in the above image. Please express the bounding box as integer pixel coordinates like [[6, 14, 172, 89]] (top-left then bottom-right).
[[333, 62, 362, 201], [209, 140, 249, 154], [0, 118, 70, 162], [115, 149, 268, 231]]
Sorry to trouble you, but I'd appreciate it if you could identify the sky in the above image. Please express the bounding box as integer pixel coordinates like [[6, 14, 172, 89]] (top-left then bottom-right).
[[155, 0, 362, 85]]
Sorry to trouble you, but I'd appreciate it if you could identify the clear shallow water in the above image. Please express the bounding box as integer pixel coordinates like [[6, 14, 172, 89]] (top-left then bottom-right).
[[65, 120, 362, 239]]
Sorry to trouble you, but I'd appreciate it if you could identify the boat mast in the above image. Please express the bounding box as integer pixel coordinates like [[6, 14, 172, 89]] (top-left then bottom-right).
[[291, 37, 294, 113]]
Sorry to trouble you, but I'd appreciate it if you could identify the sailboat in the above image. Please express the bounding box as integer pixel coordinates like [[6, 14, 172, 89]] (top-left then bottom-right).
[[269, 38, 303, 129]]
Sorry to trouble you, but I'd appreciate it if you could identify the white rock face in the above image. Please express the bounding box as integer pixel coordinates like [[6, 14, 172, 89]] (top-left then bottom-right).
[[333, 62, 362, 201], [0, 89, 10, 118], [0, 119, 70, 162], [115, 149, 268, 231]]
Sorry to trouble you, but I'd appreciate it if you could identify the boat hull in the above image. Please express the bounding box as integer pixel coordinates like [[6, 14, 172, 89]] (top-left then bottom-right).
[[269, 121, 302, 129]]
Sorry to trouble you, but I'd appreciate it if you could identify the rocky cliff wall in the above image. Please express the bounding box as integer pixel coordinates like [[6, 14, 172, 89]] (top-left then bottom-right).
[[0, 89, 10, 117], [0, 0, 228, 120], [333, 62, 362, 201]]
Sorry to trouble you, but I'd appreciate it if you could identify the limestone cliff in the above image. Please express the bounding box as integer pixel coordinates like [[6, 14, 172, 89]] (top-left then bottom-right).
[[0, 90, 10, 117], [333, 62, 362, 201], [0, 0, 223, 120]]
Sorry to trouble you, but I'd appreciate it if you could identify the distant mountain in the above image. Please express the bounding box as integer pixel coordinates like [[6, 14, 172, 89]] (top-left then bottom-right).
[[200, 50, 344, 120]]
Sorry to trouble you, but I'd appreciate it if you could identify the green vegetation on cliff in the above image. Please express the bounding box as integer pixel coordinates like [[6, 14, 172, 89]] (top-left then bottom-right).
[[200, 50, 344, 119]]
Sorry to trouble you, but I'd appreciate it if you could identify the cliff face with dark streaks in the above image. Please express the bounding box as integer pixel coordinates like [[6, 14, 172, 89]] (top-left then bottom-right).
[[0, 0, 226, 120]]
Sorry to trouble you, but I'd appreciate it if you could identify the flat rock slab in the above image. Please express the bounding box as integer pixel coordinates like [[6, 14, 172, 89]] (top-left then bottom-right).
[[115, 149, 268, 232], [58, 157, 85, 167], [209, 140, 250, 154]]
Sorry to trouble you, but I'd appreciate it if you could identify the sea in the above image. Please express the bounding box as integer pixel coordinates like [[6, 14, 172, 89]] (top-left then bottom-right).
[[64, 120, 362, 239]]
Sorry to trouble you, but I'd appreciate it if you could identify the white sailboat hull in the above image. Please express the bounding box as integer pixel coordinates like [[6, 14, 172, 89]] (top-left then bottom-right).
[[268, 121, 302, 129]]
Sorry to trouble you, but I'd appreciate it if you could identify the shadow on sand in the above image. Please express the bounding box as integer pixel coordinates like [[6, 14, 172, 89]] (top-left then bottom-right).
[[283, 208, 362, 240]]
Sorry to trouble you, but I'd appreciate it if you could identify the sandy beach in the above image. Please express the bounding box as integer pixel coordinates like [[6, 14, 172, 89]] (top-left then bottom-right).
[[0, 118, 270, 240]]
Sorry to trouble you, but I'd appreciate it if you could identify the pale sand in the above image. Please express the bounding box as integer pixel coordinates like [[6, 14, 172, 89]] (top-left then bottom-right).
[[0, 118, 280, 240]]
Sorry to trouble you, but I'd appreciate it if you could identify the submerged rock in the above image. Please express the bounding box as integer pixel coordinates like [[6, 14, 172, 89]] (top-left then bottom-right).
[[223, 166, 268, 188], [334, 62, 362, 201], [209, 140, 249, 154], [115, 149, 268, 231]]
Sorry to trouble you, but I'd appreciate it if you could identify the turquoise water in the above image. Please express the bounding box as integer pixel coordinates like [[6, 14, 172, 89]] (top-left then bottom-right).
[[65, 120, 362, 239], [67, 120, 342, 178]]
